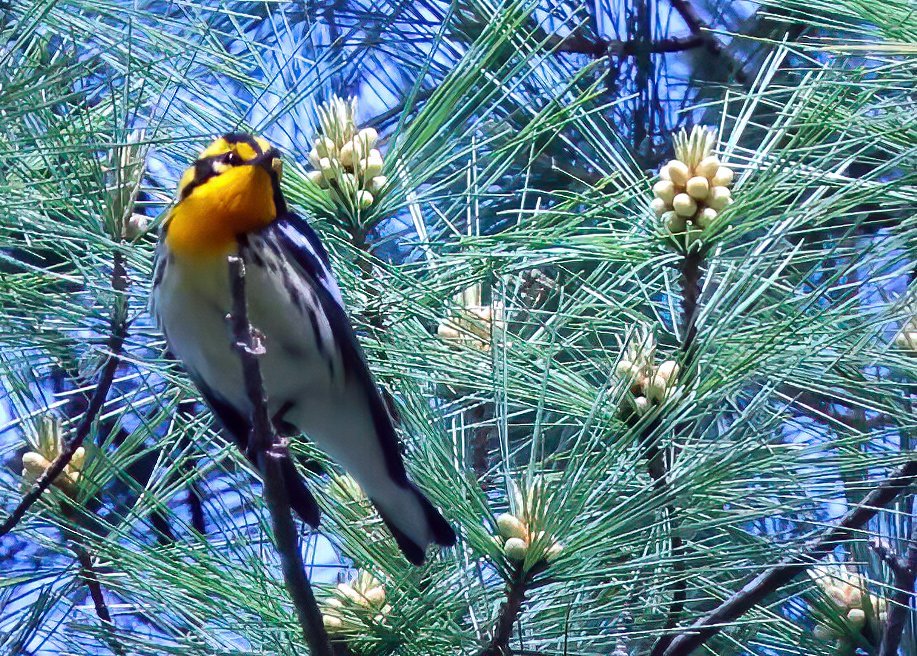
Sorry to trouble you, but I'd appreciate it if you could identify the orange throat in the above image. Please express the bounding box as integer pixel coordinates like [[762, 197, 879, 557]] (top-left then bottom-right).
[[165, 165, 277, 258]]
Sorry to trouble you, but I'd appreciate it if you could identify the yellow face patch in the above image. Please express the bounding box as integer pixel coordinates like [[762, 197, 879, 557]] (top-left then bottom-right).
[[167, 134, 281, 258]]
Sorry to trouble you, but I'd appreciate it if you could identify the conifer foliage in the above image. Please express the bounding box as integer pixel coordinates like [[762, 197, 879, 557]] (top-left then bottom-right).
[[0, 2, 914, 655]]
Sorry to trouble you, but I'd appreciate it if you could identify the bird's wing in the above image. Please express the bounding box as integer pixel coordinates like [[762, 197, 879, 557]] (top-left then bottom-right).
[[192, 373, 321, 527], [263, 213, 410, 486]]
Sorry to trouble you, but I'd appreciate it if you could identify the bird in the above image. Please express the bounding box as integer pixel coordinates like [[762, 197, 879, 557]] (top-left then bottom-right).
[[151, 133, 456, 564]]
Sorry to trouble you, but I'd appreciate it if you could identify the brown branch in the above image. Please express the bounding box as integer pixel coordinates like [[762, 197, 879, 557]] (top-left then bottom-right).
[[648, 249, 705, 656], [226, 255, 332, 656], [73, 542, 125, 656], [878, 499, 917, 656], [549, 30, 707, 58], [679, 250, 703, 364], [0, 251, 129, 539], [481, 563, 532, 656], [660, 460, 917, 656], [668, 0, 748, 85], [366, 87, 435, 130]]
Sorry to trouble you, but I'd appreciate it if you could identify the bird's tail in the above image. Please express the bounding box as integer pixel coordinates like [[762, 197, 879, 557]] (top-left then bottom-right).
[[371, 482, 456, 565]]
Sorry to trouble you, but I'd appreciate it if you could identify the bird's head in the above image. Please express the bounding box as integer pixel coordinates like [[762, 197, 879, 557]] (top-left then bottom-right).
[[165, 133, 286, 258]]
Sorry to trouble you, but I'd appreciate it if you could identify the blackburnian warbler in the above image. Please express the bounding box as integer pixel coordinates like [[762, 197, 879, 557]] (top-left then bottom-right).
[[151, 133, 455, 564]]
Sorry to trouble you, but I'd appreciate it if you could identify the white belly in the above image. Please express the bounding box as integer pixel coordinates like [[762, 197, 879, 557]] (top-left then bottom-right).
[[155, 253, 333, 416]]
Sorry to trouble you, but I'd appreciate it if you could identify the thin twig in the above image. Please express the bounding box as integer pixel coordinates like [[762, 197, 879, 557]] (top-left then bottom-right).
[[226, 255, 333, 656], [481, 564, 532, 656], [73, 542, 125, 656], [0, 251, 129, 539], [548, 31, 707, 57], [678, 249, 703, 366], [648, 248, 704, 656], [668, 0, 748, 85], [661, 460, 917, 656], [878, 498, 916, 656]]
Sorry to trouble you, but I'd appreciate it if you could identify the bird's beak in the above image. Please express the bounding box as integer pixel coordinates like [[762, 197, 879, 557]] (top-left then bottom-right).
[[254, 149, 283, 180]]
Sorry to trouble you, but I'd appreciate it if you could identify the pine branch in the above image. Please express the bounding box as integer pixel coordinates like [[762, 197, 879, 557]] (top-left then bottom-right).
[[660, 460, 917, 656], [549, 31, 707, 57], [667, 0, 748, 85], [0, 251, 129, 539], [877, 500, 916, 656], [226, 255, 332, 656], [480, 564, 532, 656], [679, 249, 703, 363], [649, 247, 705, 656], [73, 542, 125, 656]]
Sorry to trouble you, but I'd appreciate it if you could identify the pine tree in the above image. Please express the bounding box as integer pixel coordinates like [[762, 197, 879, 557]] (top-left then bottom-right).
[[0, 1, 914, 655]]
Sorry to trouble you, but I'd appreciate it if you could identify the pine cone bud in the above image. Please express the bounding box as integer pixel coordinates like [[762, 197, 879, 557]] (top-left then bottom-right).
[[694, 155, 720, 179], [686, 176, 709, 200], [504, 537, 528, 561], [496, 513, 528, 540], [672, 193, 697, 217], [711, 166, 734, 187], [707, 186, 732, 211], [653, 180, 676, 204]]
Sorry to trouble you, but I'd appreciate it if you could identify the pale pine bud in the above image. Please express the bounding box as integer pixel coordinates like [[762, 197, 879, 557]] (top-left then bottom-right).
[[826, 584, 848, 607], [667, 160, 690, 186], [672, 193, 697, 217], [319, 157, 336, 180], [351, 136, 368, 161], [361, 153, 384, 179], [633, 396, 649, 413], [664, 211, 686, 233], [356, 190, 374, 209], [545, 541, 563, 562], [843, 586, 862, 608], [496, 513, 528, 540], [322, 613, 343, 630], [894, 321, 916, 351], [686, 176, 709, 200], [369, 175, 388, 194], [22, 452, 51, 481], [306, 170, 326, 188], [314, 136, 335, 158], [337, 583, 363, 605], [339, 140, 355, 168], [615, 359, 637, 378], [645, 374, 669, 403], [655, 360, 680, 382], [696, 207, 718, 229], [694, 155, 720, 179], [712, 166, 734, 187], [308, 149, 321, 169], [357, 127, 379, 148], [504, 537, 528, 561], [650, 198, 668, 217], [653, 180, 676, 205], [124, 213, 149, 240], [707, 186, 732, 211], [70, 446, 86, 471], [846, 608, 866, 629], [364, 586, 386, 607], [659, 165, 671, 181]]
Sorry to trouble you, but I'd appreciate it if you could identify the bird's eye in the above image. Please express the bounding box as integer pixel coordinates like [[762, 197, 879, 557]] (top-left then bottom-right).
[[224, 151, 242, 166]]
